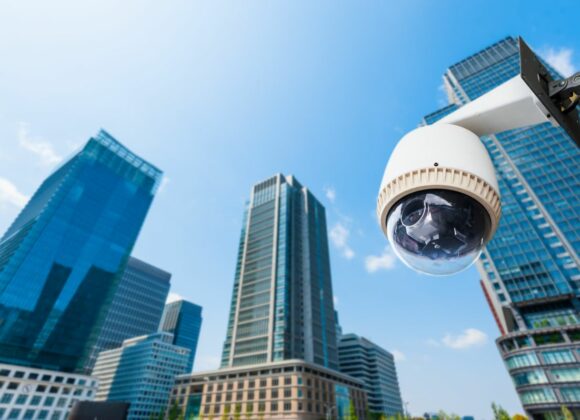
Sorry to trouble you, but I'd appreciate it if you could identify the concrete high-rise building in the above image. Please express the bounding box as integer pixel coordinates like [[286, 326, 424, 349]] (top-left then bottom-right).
[[338, 334, 403, 416], [0, 130, 162, 374], [92, 332, 189, 420], [220, 174, 339, 370], [85, 257, 171, 372], [423, 37, 580, 417], [159, 299, 203, 373]]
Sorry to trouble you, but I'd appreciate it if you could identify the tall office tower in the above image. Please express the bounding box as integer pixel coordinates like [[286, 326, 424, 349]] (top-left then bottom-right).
[[159, 299, 203, 373], [92, 332, 189, 420], [423, 37, 580, 417], [220, 174, 339, 370], [0, 130, 162, 373], [85, 257, 171, 372], [338, 334, 403, 416]]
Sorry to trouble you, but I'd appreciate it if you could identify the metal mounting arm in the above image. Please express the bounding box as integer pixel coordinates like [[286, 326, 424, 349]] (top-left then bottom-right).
[[438, 38, 580, 147]]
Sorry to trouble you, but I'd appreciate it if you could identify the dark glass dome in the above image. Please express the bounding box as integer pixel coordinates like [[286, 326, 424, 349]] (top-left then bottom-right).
[[386, 189, 491, 275]]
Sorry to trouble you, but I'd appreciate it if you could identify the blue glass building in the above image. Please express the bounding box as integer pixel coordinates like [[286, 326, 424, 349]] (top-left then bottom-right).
[[92, 332, 189, 420], [159, 299, 203, 373], [85, 256, 171, 372], [220, 174, 339, 370], [0, 130, 162, 374], [338, 333, 403, 416], [423, 37, 580, 418]]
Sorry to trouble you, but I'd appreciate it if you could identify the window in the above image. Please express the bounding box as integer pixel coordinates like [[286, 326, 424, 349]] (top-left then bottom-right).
[[259, 391, 266, 399], [520, 388, 557, 404], [284, 376, 292, 385], [247, 391, 254, 400], [57, 398, 67, 408], [284, 402, 291, 411], [0, 369, 10, 376], [505, 353, 539, 369], [28, 373, 39, 380], [542, 350, 575, 364], [270, 403, 278, 412], [260, 380, 267, 387], [41, 375, 51, 381], [37, 385, 47, 392], [561, 387, 580, 403], [15, 395, 28, 405], [49, 386, 59, 394], [14, 371, 24, 379], [271, 390, 278, 398], [30, 396, 42, 406], [551, 368, 580, 382], [284, 389, 291, 398], [236, 392, 243, 401], [512, 370, 548, 386], [7, 382, 18, 390], [8, 409, 21, 419], [1, 393, 14, 404], [44, 396, 55, 407]]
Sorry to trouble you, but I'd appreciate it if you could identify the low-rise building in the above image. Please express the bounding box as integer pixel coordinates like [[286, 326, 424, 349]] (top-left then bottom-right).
[[338, 334, 403, 416], [170, 359, 367, 419], [0, 363, 97, 420], [93, 332, 190, 420]]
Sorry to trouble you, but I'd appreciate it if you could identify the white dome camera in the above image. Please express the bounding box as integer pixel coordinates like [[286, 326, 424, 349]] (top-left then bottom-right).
[[376, 38, 580, 276], [377, 124, 501, 275]]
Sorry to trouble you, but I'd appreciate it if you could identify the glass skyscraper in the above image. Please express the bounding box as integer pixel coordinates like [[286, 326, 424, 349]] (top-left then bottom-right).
[[0, 130, 162, 374], [220, 174, 339, 370], [85, 256, 171, 372], [159, 299, 203, 373], [338, 334, 403, 416], [423, 37, 580, 418]]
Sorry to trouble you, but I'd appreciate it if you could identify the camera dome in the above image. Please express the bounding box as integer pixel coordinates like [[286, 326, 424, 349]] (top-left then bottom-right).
[[376, 124, 502, 276], [386, 189, 491, 275]]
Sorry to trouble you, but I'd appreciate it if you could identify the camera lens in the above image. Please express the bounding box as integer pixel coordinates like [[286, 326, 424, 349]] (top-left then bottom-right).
[[386, 189, 491, 275]]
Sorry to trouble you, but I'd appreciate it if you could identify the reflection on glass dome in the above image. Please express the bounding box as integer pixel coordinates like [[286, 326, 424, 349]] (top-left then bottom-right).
[[386, 189, 491, 276]]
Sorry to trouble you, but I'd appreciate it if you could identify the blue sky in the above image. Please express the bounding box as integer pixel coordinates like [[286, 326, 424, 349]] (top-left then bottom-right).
[[0, 1, 578, 418]]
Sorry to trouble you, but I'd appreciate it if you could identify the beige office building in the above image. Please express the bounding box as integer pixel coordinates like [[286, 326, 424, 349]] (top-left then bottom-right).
[[169, 359, 367, 419]]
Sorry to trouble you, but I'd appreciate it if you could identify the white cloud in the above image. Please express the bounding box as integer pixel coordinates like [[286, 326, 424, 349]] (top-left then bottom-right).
[[0, 177, 29, 209], [324, 187, 336, 203], [365, 247, 396, 273], [333, 295, 339, 307], [441, 328, 487, 350], [329, 222, 355, 260], [541, 47, 576, 77], [392, 349, 406, 362], [18, 123, 63, 166], [166, 292, 184, 303]]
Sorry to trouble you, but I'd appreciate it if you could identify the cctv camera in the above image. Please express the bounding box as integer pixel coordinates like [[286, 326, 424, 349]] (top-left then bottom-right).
[[377, 124, 501, 275]]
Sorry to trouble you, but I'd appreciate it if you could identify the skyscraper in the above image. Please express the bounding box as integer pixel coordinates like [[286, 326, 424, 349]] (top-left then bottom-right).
[[0, 130, 162, 373], [220, 174, 339, 370], [159, 299, 203, 373], [338, 334, 403, 416], [93, 332, 189, 420], [423, 37, 580, 416], [85, 256, 171, 372]]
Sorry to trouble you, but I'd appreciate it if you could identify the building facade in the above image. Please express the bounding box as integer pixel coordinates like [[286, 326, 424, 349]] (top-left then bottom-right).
[[0, 130, 162, 374], [85, 256, 171, 372], [423, 37, 580, 418], [160, 299, 203, 373], [221, 174, 339, 370], [0, 363, 98, 420], [92, 332, 190, 420], [170, 359, 367, 420], [338, 334, 403, 416]]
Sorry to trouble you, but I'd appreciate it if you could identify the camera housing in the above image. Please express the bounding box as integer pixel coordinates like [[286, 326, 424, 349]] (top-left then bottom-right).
[[377, 124, 501, 275]]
